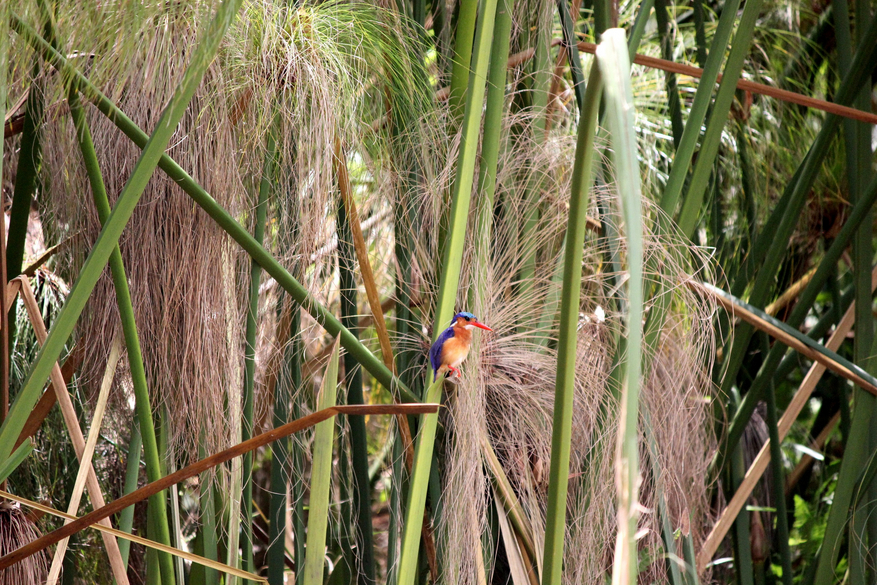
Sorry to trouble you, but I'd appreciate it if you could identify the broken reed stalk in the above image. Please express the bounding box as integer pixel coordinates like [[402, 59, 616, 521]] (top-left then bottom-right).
[[0, 403, 438, 571], [693, 281, 877, 396], [335, 134, 415, 466]]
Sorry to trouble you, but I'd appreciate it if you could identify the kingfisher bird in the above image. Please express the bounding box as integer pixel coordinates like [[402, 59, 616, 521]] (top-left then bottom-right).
[[429, 312, 493, 381]]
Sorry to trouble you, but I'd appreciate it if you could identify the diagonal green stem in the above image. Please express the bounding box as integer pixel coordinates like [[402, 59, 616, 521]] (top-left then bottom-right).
[[676, 0, 763, 237], [658, 0, 742, 215]]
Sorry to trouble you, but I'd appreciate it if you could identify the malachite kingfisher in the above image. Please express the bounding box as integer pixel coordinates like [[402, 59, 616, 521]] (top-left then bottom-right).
[[429, 312, 493, 381]]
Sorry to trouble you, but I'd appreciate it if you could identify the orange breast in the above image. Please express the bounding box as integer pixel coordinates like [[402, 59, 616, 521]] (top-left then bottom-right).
[[441, 336, 471, 368]]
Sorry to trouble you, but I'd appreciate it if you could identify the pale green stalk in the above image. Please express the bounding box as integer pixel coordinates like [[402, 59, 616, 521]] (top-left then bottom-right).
[[303, 340, 341, 584], [433, 0, 499, 334], [397, 376, 444, 585], [598, 29, 644, 585], [541, 60, 603, 585]]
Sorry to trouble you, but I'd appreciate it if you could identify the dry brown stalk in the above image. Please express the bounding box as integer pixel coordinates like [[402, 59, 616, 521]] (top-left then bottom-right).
[[47, 336, 122, 583], [334, 136, 416, 468], [765, 266, 817, 316], [14, 276, 129, 583], [575, 41, 877, 125], [0, 403, 438, 571], [696, 265, 877, 570]]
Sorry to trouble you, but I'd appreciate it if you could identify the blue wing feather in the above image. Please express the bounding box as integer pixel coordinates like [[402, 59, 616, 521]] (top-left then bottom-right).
[[429, 326, 455, 380]]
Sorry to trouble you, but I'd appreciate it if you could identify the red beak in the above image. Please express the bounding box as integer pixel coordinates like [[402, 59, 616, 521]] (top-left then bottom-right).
[[473, 322, 493, 332]]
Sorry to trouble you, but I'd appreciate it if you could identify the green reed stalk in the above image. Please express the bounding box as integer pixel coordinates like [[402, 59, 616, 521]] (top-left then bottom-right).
[[763, 376, 793, 585], [269, 296, 302, 585], [337, 185, 377, 585], [598, 29, 644, 585], [118, 423, 141, 569], [448, 0, 479, 117], [677, 0, 763, 238], [241, 122, 277, 580], [729, 431, 754, 585], [433, 0, 498, 332], [813, 333, 877, 584], [7, 57, 42, 281], [397, 376, 444, 585], [0, 440, 31, 485], [0, 2, 244, 470], [541, 58, 603, 585], [67, 90, 175, 584], [193, 435, 220, 585], [626, 0, 653, 62], [303, 340, 341, 585], [658, 0, 742, 216]]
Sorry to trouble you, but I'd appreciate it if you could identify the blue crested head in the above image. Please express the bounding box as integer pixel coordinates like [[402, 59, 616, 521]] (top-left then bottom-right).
[[451, 311, 478, 326]]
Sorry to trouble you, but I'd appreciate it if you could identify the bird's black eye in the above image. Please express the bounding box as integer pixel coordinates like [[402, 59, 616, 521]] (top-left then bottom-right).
[[465, 316, 471, 321]]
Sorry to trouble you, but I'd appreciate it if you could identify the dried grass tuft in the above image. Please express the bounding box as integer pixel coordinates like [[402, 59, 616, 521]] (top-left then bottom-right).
[[0, 501, 47, 585], [39, 0, 247, 462]]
